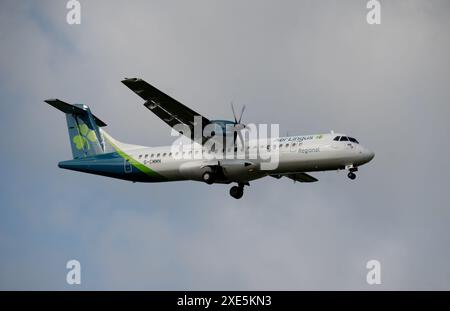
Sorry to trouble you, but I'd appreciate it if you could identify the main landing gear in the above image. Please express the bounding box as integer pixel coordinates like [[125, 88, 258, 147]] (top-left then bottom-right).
[[230, 185, 244, 199], [202, 171, 215, 184], [202, 170, 248, 199], [229, 182, 248, 199]]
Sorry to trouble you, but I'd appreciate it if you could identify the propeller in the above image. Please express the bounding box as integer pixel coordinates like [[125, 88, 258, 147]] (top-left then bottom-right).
[[231, 102, 246, 125], [231, 102, 246, 146]]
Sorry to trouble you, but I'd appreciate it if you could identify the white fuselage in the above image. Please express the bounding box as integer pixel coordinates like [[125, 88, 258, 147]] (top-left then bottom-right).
[[105, 132, 375, 183]]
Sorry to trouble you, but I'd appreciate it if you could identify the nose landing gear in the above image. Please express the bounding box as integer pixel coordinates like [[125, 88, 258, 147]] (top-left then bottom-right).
[[347, 172, 356, 180], [345, 164, 358, 180]]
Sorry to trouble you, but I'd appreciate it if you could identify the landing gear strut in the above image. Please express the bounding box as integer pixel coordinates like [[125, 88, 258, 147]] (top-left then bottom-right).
[[346, 164, 358, 180], [230, 184, 245, 199]]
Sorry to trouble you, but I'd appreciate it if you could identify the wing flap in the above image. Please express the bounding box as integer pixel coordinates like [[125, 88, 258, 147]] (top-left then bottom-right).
[[271, 172, 319, 183]]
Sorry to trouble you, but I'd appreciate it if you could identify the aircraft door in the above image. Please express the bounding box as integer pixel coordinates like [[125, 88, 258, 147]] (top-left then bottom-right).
[[331, 136, 340, 150], [124, 159, 132, 173]]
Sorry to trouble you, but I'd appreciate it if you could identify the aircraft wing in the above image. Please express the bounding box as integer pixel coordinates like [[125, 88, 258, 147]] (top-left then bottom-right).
[[121, 78, 211, 143], [271, 172, 318, 183]]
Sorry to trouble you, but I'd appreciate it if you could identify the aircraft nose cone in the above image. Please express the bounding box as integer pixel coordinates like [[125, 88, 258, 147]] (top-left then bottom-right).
[[366, 150, 375, 162]]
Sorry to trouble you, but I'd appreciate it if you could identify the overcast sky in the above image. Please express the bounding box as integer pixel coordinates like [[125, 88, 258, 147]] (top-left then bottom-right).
[[1, 0, 450, 290]]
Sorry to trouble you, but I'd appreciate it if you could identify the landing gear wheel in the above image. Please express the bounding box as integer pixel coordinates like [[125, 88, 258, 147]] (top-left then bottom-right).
[[348, 172, 356, 180], [202, 171, 215, 184], [230, 186, 244, 199]]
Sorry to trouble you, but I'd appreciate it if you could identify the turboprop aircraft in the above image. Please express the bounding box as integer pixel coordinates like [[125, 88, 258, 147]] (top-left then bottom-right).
[[46, 78, 374, 199]]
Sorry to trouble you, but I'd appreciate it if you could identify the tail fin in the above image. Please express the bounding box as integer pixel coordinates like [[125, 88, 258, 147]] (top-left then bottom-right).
[[45, 99, 107, 159]]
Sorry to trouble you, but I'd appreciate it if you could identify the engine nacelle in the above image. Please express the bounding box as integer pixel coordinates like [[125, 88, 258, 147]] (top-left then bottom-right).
[[179, 159, 259, 183], [178, 160, 217, 181], [220, 160, 258, 182]]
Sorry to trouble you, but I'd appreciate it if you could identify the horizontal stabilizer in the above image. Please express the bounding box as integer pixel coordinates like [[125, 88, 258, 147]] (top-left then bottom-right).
[[45, 99, 107, 127]]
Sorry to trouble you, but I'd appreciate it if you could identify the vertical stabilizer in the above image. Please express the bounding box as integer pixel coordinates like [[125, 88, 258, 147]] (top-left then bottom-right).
[[45, 99, 107, 159]]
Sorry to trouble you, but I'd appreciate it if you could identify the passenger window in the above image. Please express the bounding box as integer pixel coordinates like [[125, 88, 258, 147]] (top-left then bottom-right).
[[139, 155, 142, 159], [340, 136, 348, 141], [157, 153, 160, 157], [145, 154, 148, 158], [333, 136, 340, 141], [163, 153, 166, 157]]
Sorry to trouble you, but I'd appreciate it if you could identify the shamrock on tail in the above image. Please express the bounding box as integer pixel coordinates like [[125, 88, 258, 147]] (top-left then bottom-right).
[[73, 123, 97, 150]]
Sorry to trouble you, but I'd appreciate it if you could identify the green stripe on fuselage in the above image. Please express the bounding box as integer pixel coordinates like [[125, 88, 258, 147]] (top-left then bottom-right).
[[104, 136, 165, 180]]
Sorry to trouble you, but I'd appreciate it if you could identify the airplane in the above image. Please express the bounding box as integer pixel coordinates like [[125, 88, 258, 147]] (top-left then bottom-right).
[[46, 78, 374, 199]]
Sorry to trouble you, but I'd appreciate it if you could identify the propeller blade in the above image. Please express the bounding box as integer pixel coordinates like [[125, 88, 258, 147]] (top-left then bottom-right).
[[230, 102, 246, 146], [238, 105, 246, 123], [231, 102, 237, 124]]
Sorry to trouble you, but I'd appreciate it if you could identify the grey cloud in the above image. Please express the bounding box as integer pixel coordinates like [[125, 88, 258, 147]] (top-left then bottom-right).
[[0, 0, 450, 290]]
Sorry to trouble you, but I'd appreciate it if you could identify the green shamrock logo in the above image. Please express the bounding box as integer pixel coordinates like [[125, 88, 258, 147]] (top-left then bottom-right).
[[73, 123, 97, 150]]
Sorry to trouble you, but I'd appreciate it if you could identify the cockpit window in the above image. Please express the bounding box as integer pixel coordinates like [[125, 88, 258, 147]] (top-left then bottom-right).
[[334, 136, 359, 143], [348, 137, 359, 144]]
